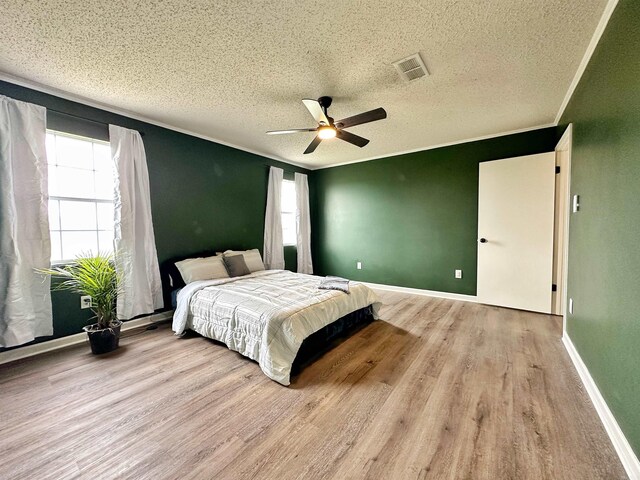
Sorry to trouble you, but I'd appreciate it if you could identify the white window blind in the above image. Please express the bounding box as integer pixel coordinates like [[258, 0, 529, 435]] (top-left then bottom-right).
[[46, 131, 114, 263]]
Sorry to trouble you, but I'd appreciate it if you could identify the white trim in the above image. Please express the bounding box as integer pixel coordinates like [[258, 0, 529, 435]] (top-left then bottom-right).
[[556, 124, 573, 332], [0, 71, 310, 170], [0, 310, 173, 366], [2, 72, 560, 173], [563, 333, 640, 479], [313, 123, 557, 170], [0, 0, 616, 174], [554, 0, 619, 124], [362, 281, 478, 303]]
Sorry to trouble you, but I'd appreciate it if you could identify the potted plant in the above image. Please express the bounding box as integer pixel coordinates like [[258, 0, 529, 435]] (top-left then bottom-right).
[[39, 253, 123, 354]]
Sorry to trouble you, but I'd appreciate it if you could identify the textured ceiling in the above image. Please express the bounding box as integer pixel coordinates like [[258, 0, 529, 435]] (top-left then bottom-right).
[[0, 0, 607, 168]]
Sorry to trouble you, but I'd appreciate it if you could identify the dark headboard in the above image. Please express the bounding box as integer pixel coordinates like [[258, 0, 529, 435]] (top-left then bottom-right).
[[160, 250, 218, 308]]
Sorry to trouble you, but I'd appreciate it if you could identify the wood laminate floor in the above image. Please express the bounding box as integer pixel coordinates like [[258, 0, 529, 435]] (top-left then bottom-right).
[[0, 292, 627, 480]]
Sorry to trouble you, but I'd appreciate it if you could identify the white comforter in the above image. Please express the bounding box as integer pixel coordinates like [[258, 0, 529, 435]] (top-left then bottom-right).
[[172, 270, 380, 385]]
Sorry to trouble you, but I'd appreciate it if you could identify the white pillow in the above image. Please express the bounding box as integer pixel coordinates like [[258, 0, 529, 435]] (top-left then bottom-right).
[[223, 249, 266, 272], [175, 255, 229, 284]]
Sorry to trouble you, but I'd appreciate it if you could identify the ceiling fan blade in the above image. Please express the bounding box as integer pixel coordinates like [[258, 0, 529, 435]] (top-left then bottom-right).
[[302, 99, 330, 125], [303, 136, 322, 154], [335, 107, 387, 129], [336, 129, 369, 148], [266, 128, 316, 135]]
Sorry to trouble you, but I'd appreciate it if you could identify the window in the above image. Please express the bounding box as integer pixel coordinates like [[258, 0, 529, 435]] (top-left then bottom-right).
[[281, 179, 296, 246], [46, 131, 114, 263]]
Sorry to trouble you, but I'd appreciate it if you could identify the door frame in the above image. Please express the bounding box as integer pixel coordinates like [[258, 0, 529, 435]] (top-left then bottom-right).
[[554, 124, 573, 331]]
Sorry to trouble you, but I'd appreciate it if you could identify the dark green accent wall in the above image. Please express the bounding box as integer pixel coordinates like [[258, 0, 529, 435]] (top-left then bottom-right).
[[559, 0, 640, 457], [0, 80, 306, 350], [311, 128, 558, 294]]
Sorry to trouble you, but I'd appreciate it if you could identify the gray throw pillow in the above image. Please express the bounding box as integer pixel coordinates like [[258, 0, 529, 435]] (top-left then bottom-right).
[[223, 254, 251, 277]]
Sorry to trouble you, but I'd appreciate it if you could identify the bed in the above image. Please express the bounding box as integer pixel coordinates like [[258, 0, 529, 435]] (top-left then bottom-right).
[[171, 268, 380, 385]]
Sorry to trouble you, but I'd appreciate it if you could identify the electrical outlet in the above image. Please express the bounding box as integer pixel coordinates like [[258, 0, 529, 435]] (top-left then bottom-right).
[[455, 269, 463, 279], [356, 261, 362, 270], [569, 298, 574, 314], [81, 295, 92, 309]]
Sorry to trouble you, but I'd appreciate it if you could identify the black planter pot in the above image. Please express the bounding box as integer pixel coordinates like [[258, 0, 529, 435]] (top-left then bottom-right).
[[83, 321, 122, 354]]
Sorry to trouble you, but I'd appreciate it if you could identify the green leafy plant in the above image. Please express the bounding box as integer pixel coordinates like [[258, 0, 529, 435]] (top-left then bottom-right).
[[38, 252, 122, 329]]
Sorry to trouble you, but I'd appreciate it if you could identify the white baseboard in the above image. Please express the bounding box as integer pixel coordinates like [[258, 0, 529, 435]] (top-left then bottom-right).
[[563, 333, 640, 479], [0, 310, 174, 366], [362, 281, 478, 303]]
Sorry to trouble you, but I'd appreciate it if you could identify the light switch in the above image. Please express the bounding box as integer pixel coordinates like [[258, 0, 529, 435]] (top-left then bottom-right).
[[569, 298, 574, 314], [455, 269, 463, 279], [572, 194, 580, 213], [356, 261, 362, 270]]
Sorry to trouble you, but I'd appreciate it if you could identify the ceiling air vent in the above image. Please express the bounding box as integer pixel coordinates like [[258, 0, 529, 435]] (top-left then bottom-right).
[[392, 53, 429, 82]]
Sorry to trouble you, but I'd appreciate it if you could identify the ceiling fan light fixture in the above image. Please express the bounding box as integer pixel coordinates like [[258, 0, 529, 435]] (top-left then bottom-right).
[[318, 125, 336, 139], [267, 97, 386, 154]]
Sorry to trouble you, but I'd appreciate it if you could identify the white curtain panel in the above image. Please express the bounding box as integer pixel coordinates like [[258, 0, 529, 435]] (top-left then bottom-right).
[[294, 172, 313, 274], [263, 166, 285, 269], [0, 95, 52, 347], [110, 125, 163, 320]]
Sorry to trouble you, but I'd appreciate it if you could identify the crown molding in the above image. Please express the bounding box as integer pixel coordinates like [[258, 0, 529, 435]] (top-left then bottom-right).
[[0, 71, 311, 170], [0, 73, 559, 172], [310, 122, 557, 170], [554, 0, 619, 124], [3, 0, 617, 180]]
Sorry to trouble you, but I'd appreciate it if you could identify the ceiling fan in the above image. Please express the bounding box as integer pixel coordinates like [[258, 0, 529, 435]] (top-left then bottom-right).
[[267, 96, 387, 154]]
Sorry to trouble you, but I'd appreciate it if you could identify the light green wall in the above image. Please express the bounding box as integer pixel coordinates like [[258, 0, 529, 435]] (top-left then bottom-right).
[[311, 128, 558, 294], [559, 0, 640, 457]]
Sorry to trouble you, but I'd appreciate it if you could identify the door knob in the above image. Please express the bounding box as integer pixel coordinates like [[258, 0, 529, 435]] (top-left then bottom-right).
[[479, 238, 488, 243]]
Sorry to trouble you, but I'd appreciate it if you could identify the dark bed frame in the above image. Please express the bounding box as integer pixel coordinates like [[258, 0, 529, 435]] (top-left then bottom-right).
[[290, 305, 375, 376], [160, 251, 375, 379]]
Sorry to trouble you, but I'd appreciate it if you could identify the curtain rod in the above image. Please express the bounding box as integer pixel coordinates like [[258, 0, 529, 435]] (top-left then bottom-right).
[[264, 164, 300, 173], [47, 108, 145, 137]]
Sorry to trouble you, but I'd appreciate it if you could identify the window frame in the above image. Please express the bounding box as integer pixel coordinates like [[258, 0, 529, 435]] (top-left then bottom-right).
[[46, 129, 115, 265], [281, 179, 297, 247]]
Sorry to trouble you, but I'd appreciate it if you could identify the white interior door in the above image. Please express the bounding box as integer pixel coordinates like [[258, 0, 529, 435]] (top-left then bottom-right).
[[477, 152, 556, 313]]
